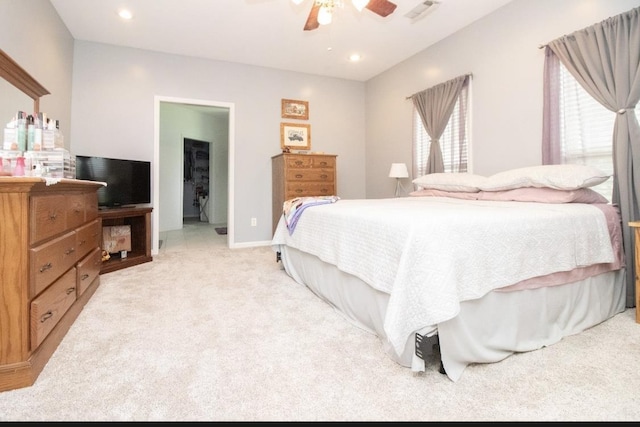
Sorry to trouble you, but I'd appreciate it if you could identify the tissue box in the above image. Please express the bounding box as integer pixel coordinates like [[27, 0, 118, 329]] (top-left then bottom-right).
[[102, 225, 132, 253]]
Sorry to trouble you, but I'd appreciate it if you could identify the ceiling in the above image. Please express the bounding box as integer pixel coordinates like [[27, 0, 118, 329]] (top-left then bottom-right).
[[49, 0, 514, 82]]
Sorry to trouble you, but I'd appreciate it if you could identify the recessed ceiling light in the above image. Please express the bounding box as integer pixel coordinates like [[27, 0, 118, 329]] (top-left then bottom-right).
[[118, 9, 133, 20], [349, 53, 362, 62]]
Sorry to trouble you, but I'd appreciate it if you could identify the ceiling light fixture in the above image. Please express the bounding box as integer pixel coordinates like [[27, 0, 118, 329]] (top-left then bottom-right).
[[118, 9, 133, 20], [294, 1, 371, 26]]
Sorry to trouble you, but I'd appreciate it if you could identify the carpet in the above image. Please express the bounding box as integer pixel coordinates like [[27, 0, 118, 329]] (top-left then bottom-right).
[[215, 227, 227, 235], [0, 243, 637, 421]]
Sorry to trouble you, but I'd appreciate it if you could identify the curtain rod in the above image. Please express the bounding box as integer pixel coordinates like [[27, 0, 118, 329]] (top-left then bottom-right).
[[405, 72, 473, 100]]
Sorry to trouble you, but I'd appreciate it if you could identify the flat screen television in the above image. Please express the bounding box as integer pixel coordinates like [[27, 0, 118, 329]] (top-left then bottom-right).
[[75, 155, 151, 208]]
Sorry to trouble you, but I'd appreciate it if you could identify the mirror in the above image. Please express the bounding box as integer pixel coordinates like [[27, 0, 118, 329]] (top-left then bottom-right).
[[0, 49, 50, 121]]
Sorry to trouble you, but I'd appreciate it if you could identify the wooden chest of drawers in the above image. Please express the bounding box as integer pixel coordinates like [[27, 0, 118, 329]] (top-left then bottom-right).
[[271, 153, 337, 233], [0, 178, 104, 392]]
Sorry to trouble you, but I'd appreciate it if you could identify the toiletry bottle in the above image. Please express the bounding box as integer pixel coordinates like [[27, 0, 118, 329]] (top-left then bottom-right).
[[3, 118, 16, 150], [14, 156, 26, 176], [33, 112, 44, 151], [27, 115, 35, 151], [16, 111, 26, 152]]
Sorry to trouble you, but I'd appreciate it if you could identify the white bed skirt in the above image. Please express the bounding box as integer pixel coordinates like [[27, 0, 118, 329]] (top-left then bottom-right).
[[277, 245, 626, 382]]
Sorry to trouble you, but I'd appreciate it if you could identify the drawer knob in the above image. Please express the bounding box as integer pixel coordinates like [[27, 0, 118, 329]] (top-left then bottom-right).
[[40, 311, 53, 322], [49, 212, 58, 221], [66, 287, 76, 295], [65, 247, 76, 255], [295, 174, 303, 179], [319, 162, 327, 166], [39, 262, 52, 273], [79, 239, 86, 246], [294, 161, 303, 165], [81, 274, 90, 281], [320, 174, 328, 179]]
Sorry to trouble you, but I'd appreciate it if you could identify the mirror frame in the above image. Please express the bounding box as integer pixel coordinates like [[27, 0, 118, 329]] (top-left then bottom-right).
[[0, 49, 50, 113]]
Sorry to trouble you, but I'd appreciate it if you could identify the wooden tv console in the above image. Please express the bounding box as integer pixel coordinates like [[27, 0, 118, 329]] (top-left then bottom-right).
[[98, 206, 153, 274]]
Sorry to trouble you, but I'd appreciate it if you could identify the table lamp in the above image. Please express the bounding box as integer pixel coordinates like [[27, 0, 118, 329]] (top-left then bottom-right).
[[388, 163, 409, 197]]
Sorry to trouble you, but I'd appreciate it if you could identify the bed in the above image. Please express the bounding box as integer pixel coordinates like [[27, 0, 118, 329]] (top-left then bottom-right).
[[271, 165, 627, 381]]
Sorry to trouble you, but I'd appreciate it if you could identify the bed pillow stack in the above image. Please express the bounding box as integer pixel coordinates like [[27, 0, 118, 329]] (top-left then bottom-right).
[[411, 164, 611, 203]]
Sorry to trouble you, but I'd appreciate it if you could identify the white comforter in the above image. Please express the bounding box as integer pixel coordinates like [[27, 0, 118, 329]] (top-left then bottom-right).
[[271, 197, 615, 356]]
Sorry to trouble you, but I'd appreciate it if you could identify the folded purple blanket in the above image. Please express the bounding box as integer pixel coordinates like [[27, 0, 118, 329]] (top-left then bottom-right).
[[283, 195, 340, 235]]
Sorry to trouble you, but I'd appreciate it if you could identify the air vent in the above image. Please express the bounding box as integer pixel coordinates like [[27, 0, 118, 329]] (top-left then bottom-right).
[[404, 0, 440, 20]]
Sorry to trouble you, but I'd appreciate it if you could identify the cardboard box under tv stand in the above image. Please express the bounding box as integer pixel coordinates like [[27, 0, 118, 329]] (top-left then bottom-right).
[[98, 206, 153, 274]]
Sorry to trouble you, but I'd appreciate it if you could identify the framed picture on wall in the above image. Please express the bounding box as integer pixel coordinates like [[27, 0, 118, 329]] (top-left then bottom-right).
[[280, 122, 311, 150], [281, 99, 309, 120]]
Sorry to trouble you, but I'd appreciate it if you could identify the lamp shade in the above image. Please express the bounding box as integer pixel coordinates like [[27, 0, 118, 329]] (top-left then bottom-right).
[[388, 163, 409, 178]]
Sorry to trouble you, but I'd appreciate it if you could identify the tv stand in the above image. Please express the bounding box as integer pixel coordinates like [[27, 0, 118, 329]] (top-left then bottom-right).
[[98, 206, 153, 274]]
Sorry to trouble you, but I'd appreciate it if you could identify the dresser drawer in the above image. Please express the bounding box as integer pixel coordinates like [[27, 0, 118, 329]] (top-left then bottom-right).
[[285, 168, 335, 182], [285, 155, 336, 169], [30, 195, 68, 245], [76, 247, 102, 297], [66, 194, 87, 230], [76, 218, 102, 260], [30, 267, 77, 349], [30, 231, 78, 297], [285, 182, 336, 199], [310, 156, 335, 168]]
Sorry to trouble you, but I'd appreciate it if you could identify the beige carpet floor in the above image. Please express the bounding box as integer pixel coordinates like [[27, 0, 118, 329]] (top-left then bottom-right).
[[0, 223, 639, 421]]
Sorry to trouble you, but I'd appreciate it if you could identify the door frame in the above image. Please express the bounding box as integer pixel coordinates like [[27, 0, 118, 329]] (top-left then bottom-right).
[[154, 96, 235, 254]]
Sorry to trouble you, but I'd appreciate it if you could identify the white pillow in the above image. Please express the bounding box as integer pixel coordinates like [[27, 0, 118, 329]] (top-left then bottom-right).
[[480, 165, 610, 192], [412, 173, 488, 193]]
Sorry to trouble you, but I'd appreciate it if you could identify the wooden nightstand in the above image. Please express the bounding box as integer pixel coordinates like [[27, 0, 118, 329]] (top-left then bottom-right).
[[627, 221, 640, 323]]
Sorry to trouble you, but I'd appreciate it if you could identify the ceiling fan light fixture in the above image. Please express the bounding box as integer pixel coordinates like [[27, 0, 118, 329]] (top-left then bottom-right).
[[317, 6, 333, 25], [352, 0, 370, 12]]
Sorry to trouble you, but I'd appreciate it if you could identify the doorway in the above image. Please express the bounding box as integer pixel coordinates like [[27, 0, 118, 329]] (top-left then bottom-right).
[[154, 96, 235, 255], [183, 138, 210, 222]]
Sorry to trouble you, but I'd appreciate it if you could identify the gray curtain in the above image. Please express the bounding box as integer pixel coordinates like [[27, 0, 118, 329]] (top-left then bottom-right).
[[410, 74, 470, 174], [541, 47, 562, 165], [545, 6, 640, 307]]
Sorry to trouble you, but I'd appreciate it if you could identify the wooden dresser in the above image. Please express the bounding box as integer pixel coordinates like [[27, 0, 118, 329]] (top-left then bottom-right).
[[627, 221, 640, 324], [0, 177, 104, 392], [271, 153, 337, 233]]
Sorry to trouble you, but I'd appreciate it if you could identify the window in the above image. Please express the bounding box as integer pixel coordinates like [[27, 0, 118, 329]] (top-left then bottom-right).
[[558, 63, 640, 201], [413, 83, 470, 177]]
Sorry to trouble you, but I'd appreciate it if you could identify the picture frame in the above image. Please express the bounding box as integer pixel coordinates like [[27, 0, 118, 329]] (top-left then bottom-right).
[[281, 98, 309, 120], [280, 122, 311, 150]]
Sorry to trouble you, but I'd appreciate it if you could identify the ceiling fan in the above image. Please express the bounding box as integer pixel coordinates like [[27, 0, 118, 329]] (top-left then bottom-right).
[[294, 0, 398, 31]]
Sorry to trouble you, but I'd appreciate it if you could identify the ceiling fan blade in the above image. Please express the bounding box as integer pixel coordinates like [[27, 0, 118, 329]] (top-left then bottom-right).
[[303, 3, 321, 31], [366, 0, 397, 17]]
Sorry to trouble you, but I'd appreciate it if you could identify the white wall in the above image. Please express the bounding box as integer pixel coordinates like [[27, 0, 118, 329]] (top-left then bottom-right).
[[68, 42, 367, 246], [0, 0, 74, 141], [365, 0, 640, 199]]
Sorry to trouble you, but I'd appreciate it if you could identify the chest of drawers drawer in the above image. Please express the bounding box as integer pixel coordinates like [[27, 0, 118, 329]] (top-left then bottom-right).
[[285, 182, 336, 199], [30, 195, 68, 245], [30, 231, 78, 297], [285, 168, 335, 182], [76, 218, 101, 260], [30, 267, 77, 349], [76, 247, 102, 297]]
